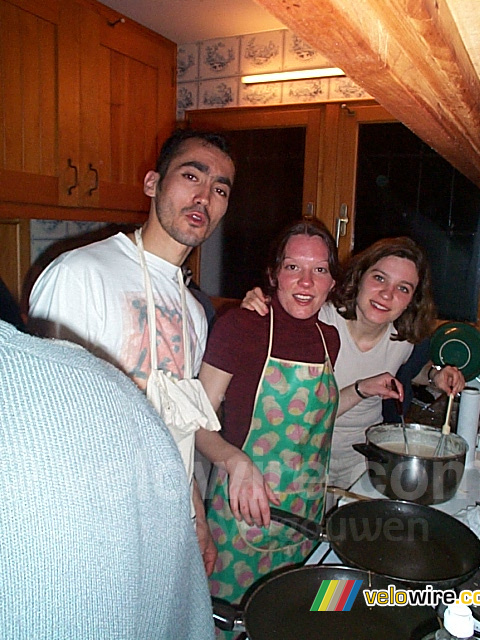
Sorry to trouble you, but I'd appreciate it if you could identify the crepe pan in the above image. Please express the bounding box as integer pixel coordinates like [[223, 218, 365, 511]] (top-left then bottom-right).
[[212, 565, 440, 640], [270, 499, 480, 589]]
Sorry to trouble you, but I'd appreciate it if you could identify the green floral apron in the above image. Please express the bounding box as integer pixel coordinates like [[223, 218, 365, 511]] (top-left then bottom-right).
[[207, 308, 338, 610]]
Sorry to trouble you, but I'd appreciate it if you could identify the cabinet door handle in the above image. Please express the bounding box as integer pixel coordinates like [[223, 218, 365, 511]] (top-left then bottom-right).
[[67, 158, 78, 195], [88, 163, 99, 195], [335, 203, 349, 246]]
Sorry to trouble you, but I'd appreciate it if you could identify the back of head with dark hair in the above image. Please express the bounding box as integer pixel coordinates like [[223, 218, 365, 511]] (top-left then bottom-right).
[[266, 219, 340, 295], [155, 129, 233, 183]]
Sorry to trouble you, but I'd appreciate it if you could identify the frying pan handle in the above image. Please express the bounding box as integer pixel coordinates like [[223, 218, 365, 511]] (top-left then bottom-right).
[[269, 507, 327, 542], [211, 597, 244, 632], [352, 442, 389, 463]]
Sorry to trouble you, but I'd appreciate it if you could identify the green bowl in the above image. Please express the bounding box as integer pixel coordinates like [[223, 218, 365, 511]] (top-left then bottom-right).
[[430, 322, 480, 382]]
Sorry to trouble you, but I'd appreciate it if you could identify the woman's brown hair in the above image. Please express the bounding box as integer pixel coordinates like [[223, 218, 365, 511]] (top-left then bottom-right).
[[331, 236, 436, 343]]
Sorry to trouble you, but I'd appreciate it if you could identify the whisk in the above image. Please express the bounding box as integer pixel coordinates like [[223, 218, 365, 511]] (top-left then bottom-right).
[[391, 378, 409, 454], [434, 392, 455, 456]]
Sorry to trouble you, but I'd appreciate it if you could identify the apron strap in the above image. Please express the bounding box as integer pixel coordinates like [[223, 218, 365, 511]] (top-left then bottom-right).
[[178, 268, 192, 378], [315, 322, 333, 365], [267, 307, 275, 358], [134, 228, 192, 378]]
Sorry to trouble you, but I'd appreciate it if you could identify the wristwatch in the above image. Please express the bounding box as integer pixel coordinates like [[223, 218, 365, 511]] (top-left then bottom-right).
[[427, 364, 443, 385], [354, 379, 369, 399]]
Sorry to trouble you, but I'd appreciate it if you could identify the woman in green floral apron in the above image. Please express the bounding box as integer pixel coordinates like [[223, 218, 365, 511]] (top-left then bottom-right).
[[197, 220, 340, 636]]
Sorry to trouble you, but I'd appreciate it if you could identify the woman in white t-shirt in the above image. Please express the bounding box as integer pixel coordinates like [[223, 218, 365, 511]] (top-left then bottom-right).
[[242, 236, 465, 488]]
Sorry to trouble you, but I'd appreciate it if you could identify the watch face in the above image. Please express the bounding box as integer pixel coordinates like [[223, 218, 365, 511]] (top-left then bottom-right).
[[430, 322, 480, 381]]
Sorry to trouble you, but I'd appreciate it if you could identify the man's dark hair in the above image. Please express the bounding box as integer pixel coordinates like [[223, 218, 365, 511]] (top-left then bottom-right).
[[155, 129, 232, 183]]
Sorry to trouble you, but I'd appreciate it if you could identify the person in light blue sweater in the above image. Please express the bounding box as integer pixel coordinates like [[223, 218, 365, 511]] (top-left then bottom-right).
[[0, 319, 214, 640]]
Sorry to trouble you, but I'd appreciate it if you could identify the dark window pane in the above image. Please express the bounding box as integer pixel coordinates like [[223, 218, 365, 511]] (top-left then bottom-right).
[[354, 122, 480, 322], [202, 127, 305, 299]]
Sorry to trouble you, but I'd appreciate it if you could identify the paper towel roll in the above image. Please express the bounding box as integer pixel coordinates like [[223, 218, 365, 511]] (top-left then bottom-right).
[[457, 387, 480, 467]]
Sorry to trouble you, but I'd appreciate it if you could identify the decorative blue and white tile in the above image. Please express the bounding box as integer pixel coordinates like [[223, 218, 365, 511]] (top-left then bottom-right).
[[199, 37, 240, 79], [329, 77, 370, 100], [30, 238, 58, 264], [30, 219, 68, 239], [177, 82, 198, 119], [29, 220, 107, 264], [240, 30, 284, 74], [282, 79, 327, 104], [239, 81, 282, 106], [283, 32, 333, 70], [199, 78, 238, 109], [68, 221, 106, 236], [177, 43, 199, 82]]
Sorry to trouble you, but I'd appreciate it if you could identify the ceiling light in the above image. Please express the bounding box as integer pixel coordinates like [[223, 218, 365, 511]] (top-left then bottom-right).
[[241, 68, 345, 84]]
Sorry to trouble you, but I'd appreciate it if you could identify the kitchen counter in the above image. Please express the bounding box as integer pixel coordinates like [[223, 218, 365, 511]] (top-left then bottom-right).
[[306, 453, 480, 566]]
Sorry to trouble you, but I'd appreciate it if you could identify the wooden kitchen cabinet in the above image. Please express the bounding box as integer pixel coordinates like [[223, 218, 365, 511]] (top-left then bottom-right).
[[0, 0, 176, 220], [0, 0, 59, 208]]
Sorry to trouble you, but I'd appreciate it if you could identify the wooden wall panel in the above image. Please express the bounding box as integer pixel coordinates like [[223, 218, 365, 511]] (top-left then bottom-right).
[[0, 219, 30, 304]]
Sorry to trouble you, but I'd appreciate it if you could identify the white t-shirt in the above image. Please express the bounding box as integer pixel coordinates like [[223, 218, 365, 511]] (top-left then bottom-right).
[[29, 233, 207, 389], [319, 302, 414, 487]]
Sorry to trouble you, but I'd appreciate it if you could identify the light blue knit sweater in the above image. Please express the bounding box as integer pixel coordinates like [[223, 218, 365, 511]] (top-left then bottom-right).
[[0, 321, 214, 639]]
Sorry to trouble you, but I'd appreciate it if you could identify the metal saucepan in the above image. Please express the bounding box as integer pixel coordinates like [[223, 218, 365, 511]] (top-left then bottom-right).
[[212, 565, 440, 640], [270, 499, 480, 589], [353, 423, 467, 505]]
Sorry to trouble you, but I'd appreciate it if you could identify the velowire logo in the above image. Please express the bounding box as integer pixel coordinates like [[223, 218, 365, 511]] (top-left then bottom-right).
[[310, 579, 363, 611]]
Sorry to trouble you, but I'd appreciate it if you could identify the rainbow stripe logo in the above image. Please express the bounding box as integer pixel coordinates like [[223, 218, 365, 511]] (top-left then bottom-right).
[[310, 579, 363, 611]]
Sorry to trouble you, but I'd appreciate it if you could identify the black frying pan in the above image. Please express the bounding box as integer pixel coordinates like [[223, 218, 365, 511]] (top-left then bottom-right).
[[271, 499, 480, 589], [213, 565, 440, 640]]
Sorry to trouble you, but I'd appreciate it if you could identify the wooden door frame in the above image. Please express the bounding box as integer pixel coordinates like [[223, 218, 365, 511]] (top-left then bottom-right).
[[184, 104, 325, 282], [327, 101, 397, 262], [0, 218, 30, 307]]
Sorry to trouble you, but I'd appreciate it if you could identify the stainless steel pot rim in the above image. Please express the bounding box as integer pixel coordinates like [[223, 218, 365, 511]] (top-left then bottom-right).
[[365, 422, 467, 458], [367, 422, 464, 436]]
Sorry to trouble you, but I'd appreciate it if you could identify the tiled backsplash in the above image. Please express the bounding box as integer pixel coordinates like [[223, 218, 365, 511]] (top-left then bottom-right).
[[30, 220, 108, 265], [177, 29, 372, 119]]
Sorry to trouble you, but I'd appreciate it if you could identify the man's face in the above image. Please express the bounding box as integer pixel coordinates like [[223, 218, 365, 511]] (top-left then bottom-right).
[[154, 138, 235, 248]]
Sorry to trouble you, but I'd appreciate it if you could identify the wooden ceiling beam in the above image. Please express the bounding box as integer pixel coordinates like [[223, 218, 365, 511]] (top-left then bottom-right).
[[255, 0, 480, 187]]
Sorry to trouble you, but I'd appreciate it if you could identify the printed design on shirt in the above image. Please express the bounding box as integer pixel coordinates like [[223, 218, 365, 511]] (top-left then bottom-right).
[[122, 293, 190, 386]]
